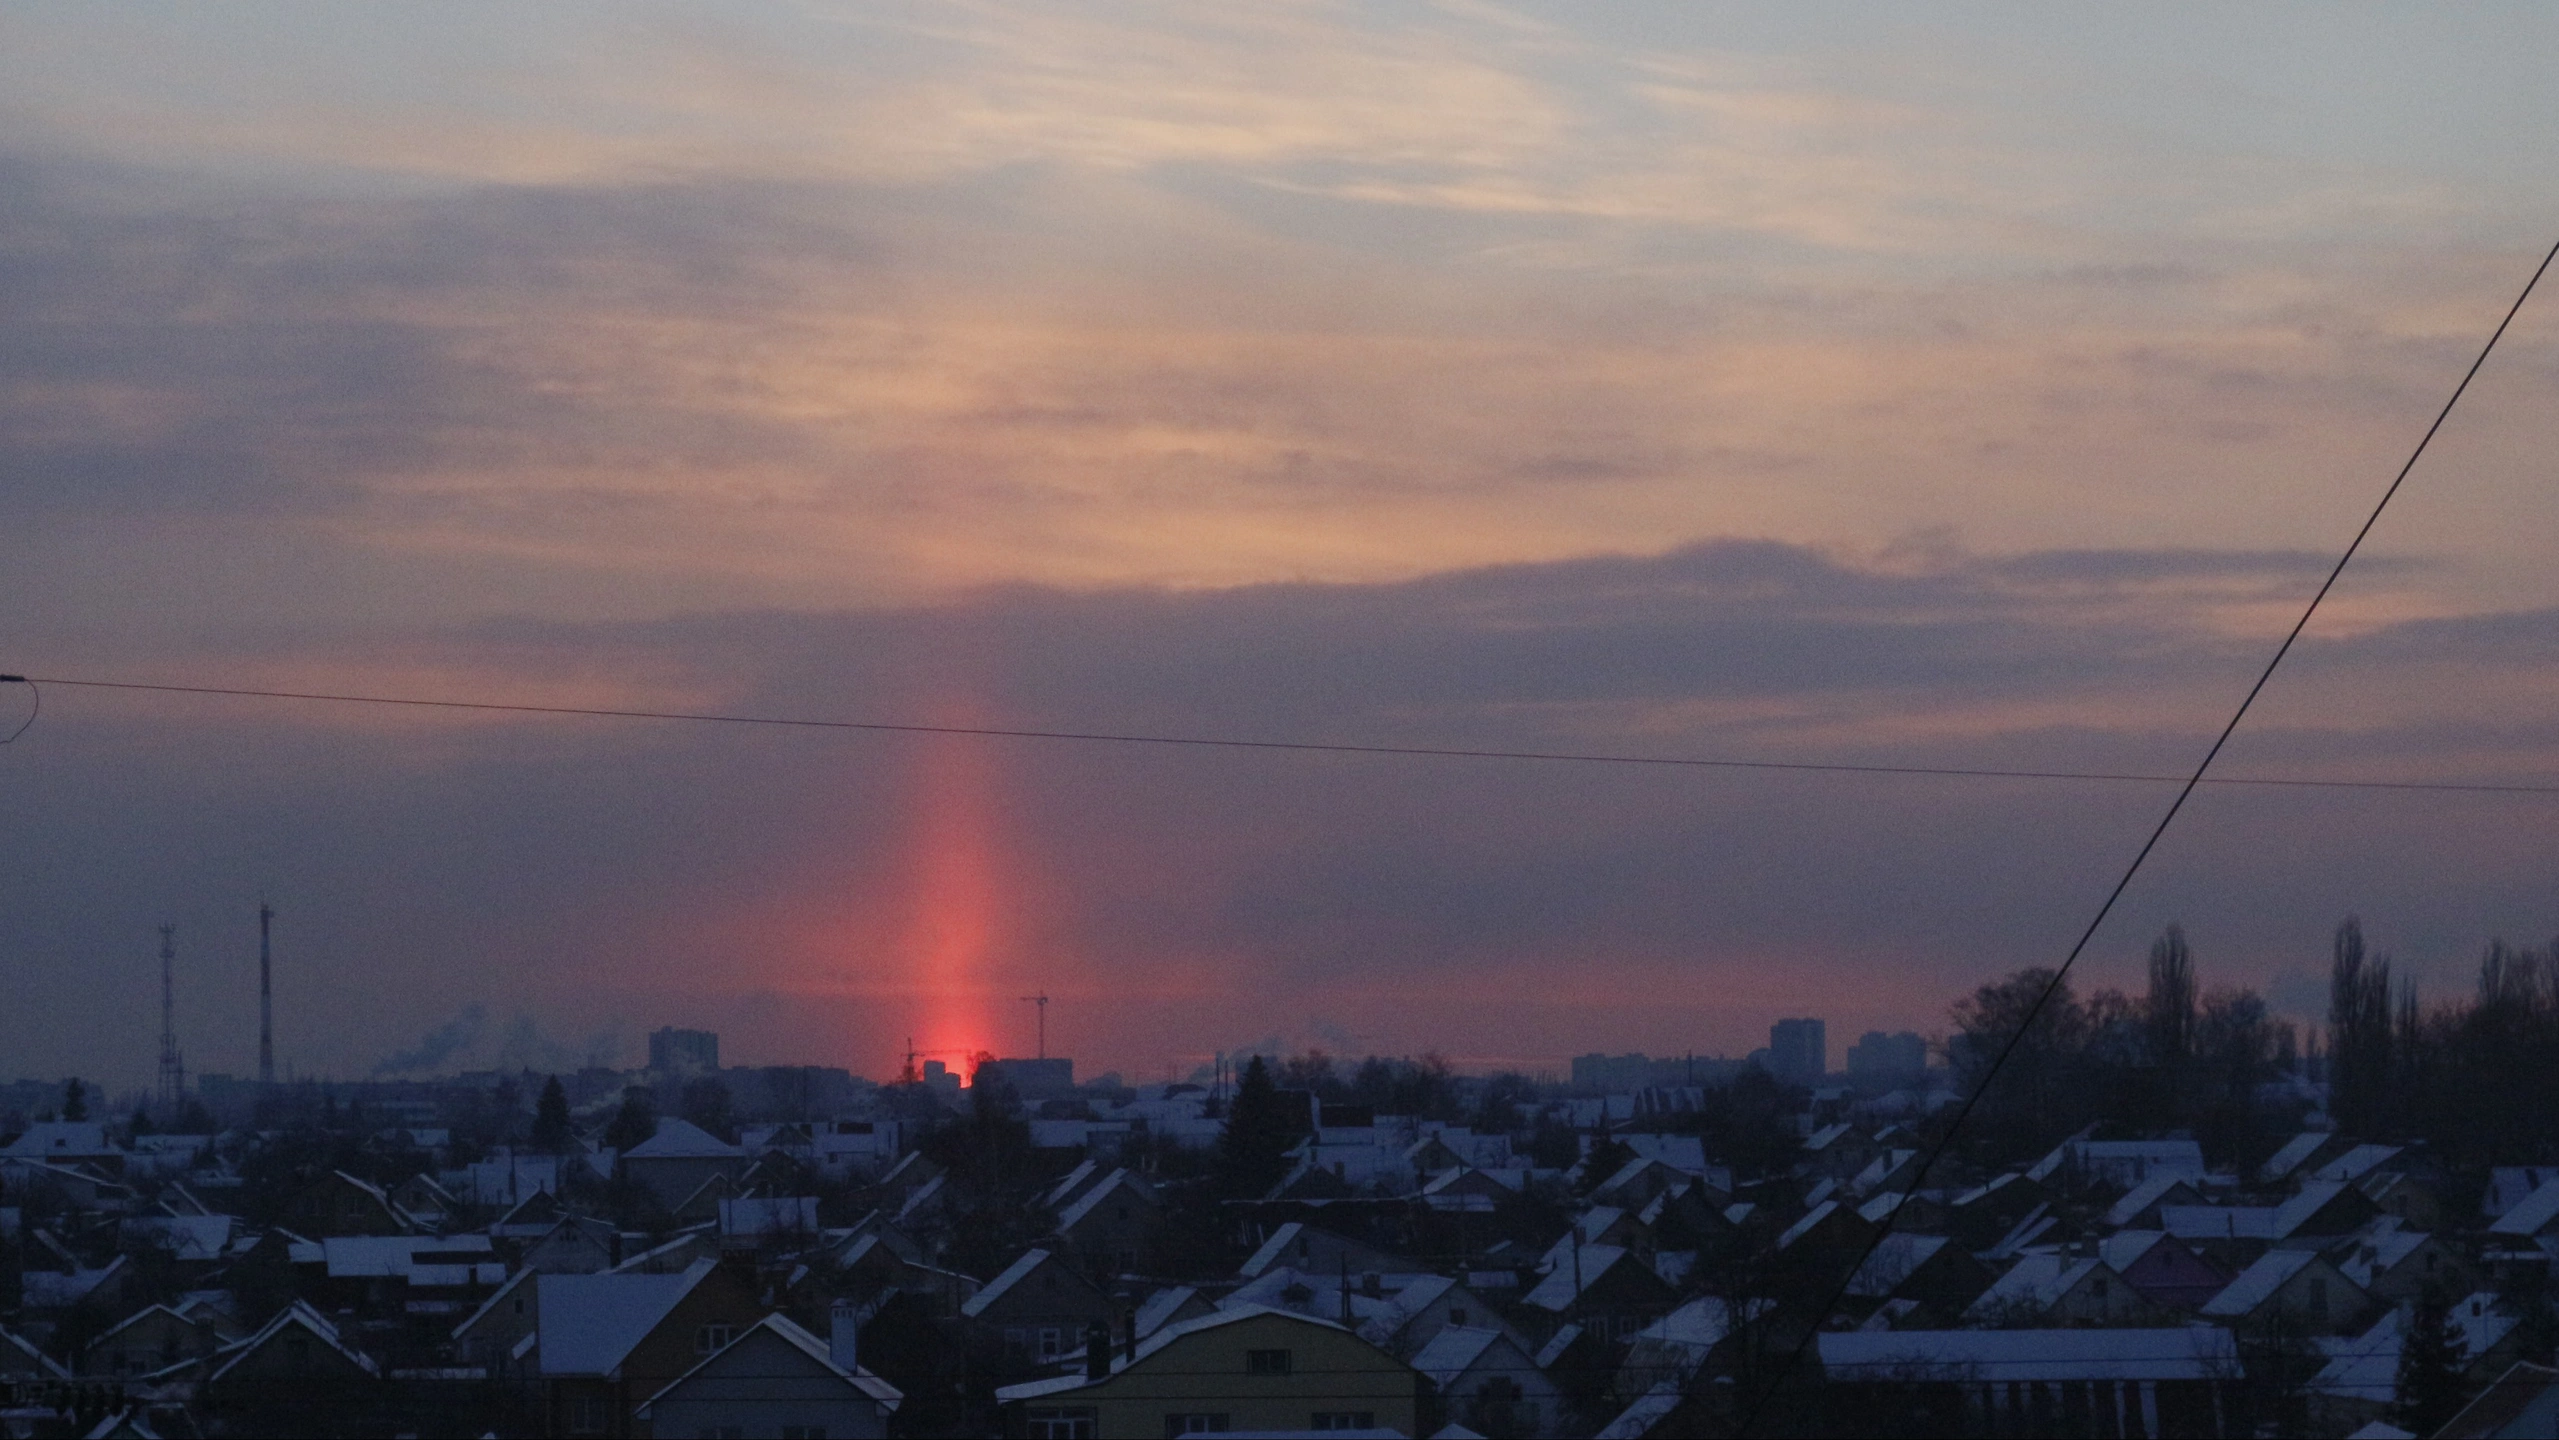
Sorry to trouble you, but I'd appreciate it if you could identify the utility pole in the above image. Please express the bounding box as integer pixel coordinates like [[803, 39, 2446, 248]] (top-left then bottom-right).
[[257, 901, 275, 1085], [156, 925, 185, 1113], [1019, 994, 1050, 1059]]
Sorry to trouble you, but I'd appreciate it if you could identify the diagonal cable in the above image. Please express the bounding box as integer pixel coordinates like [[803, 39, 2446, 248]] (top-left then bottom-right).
[[15, 674, 2559, 798], [1736, 230, 2559, 1437]]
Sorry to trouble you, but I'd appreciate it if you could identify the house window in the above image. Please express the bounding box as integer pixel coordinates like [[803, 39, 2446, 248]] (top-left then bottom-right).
[[566, 1395, 610, 1435], [696, 1323, 737, 1354], [1165, 1415, 1229, 1437], [1038, 1327, 1067, 1361], [1246, 1349, 1293, 1376], [1027, 1409, 1098, 1440], [1311, 1413, 1376, 1431], [779, 1428, 828, 1440], [1449, 1308, 1467, 1327]]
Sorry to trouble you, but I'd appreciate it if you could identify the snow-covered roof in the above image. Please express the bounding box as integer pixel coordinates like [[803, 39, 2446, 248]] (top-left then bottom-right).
[[209, 1301, 379, 1385], [1631, 1297, 1734, 1352], [623, 1119, 742, 1160], [1054, 1169, 1148, 1232], [962, 1248, 1054, 1318], [2258, 1131, 2331, 1184], [1966, 1254, 2101, 1319], [637, 1312, 900, 1413], [2272, 1180, 2358, 1238], [1846, 1234, 1949, 1298], [2201, 1250, 2322, 1318], [1523, 1244, 1630, 1311], [2160, 1204, 2277, 1241], [2098, 1230, 2168, 1273], [1410, 1325, 1505, 1387], [2490, 1178, 2559, 1238], [1133, 1285, 1200, 1339], [1775, 1200, 1847, 1252], [2103, 1172, 2200, 1228], [2309, 1145, 2403, 1185], [536, 1259, 716, 1377], [1533, 1322, 1583, 1370], [1594, 1379, 1684, 1438], [1819, 1327, 2237, 1382], [992, 1304, 1363, 1403], [0, 1123, 119, 1160], [3, 1325, 72, 1380]]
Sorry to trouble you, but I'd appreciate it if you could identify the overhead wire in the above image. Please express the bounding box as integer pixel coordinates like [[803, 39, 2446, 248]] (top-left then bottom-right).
[[15, 675, 2559, 799], [1735, 230, 2559, 1436]]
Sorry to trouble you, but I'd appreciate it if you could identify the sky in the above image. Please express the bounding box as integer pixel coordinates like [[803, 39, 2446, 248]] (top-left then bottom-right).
[[4, 3, 2559, 1091]]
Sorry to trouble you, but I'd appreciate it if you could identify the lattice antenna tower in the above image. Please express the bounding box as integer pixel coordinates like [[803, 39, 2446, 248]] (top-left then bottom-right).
[[156, 924, 186, 1111]]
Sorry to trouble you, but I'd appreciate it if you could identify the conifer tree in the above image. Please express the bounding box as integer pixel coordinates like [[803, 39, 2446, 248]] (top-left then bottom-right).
[[532, 1076, 574, 1153]]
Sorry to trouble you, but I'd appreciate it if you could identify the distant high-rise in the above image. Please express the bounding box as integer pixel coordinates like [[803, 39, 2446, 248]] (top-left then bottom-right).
[[257, 902, 276, 1085], [649, 1026, 720, 1075], [156, 925, 186, 1111], [1846, 1029, 1928, 1083], [1767, 1017, 1827, 1085]]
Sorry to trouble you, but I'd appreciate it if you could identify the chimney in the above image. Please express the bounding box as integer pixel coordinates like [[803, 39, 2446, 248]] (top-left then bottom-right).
[[1122, 1306, 1138, 1363], [1084, 1322, 1112, 1380], [829, 1300, 860, 1373]]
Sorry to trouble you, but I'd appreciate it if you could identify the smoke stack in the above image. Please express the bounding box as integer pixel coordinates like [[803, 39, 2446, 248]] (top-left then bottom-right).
[[829, 1299, 860, 1373], [1084, 1322, 1111, 1380]]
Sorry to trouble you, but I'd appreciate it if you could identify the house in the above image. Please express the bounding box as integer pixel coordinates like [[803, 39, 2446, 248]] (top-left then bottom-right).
[[1133, 1285, 1216, 1341], [531, 1256, 769, 1438], [2102, 1172, 2206, 1229], [2487, 1177, 2559, 1242], [2483, 1167, 2559, 1221], [1588, 1156, 1689, 1211], [636, 1310, 900, 1440], [2099, 1230, 2229, 1313], [2258, 1131, 2351, 1187], [452, 1267, 542, 1371], [490, 1188, 570, 1240], [0, 1122, 126, 1174], [2437, 1361, 2559, 1439], [82, 1302, 224, 1378], [0, 1326, 71, 1382], [1964, 1254, 2145, 1327], [1520, 1244, 1679, 1341], [2335, 1224, 2474, 1305], [2200, 1249, 2371, 1334], [1843, 1234, 1992, 1325], [1051, 1167, 1161, 1273], [717, 1194, 820, 1248], [389, 1172, 461, 1228], [1816, 1327, 2239, 1438], [280, 1170, 417, 1236], [619, 1119, 746, 1210], [195, 1302, 386, 1435], [521, 1214, 623, 1274], [960, 1247, 1118, 1364], [997, 1305, 1420, 1440], [1414, 1324, 1566, 1438], [1239, 1223, 1413, 1283]]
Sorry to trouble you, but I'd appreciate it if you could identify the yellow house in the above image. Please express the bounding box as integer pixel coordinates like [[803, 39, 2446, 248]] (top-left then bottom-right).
[[997, 1304, 1419, 1438]]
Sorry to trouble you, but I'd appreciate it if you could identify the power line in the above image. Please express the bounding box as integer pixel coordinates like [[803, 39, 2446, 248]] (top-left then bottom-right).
[[16, 674, 2559, 798], [1737, 230, 2559, 1435]]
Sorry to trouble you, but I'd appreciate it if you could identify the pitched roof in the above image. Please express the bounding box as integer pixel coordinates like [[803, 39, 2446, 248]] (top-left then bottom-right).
[[1594, 1379, 1685, 1439], [2103, 1172, 2202, 1228], [623, 1119, 742, 1160], [2258, 1131, 2332, 1185], [2097, 1230, 2168, 1273], [994, 1304, 1378, 1404], [962, 1248, 1057, 1317], [1965, 1254, 2102, 1319], [536, 1258, 718, 1377], [1410, 1324, 1505, 1387], [2309, 1144, 2403, 1185], [208, 1301, 379, 1385], [1, 1326, 71, 1380], [1846, 1234, 1950, 1298], [2201, 1249, 2324, 1317], [1054, 1169, 1150, 1233], [1523, 1245, 1630, 1311], [2436, 1360, 2559, 1440], [2489, 1177, 2559, 1237], [2271, 1180, 2359, 1238], [1132, 1286, 1202, 1339], [1818, 1327, 2237, 1382], [637, 1312, 900, 1414]]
